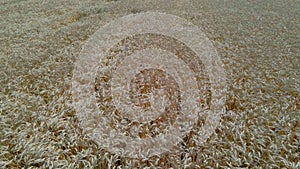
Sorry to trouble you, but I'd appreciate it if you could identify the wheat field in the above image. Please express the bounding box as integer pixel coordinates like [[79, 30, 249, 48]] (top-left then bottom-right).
[[0, 0, 299, 168]]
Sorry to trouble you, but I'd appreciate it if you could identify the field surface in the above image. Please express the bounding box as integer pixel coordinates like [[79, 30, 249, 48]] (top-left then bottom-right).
[[0, 0, 299, 168]]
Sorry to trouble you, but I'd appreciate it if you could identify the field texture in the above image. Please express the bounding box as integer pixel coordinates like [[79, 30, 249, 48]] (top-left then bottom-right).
[[0, 0, 299, 168]]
